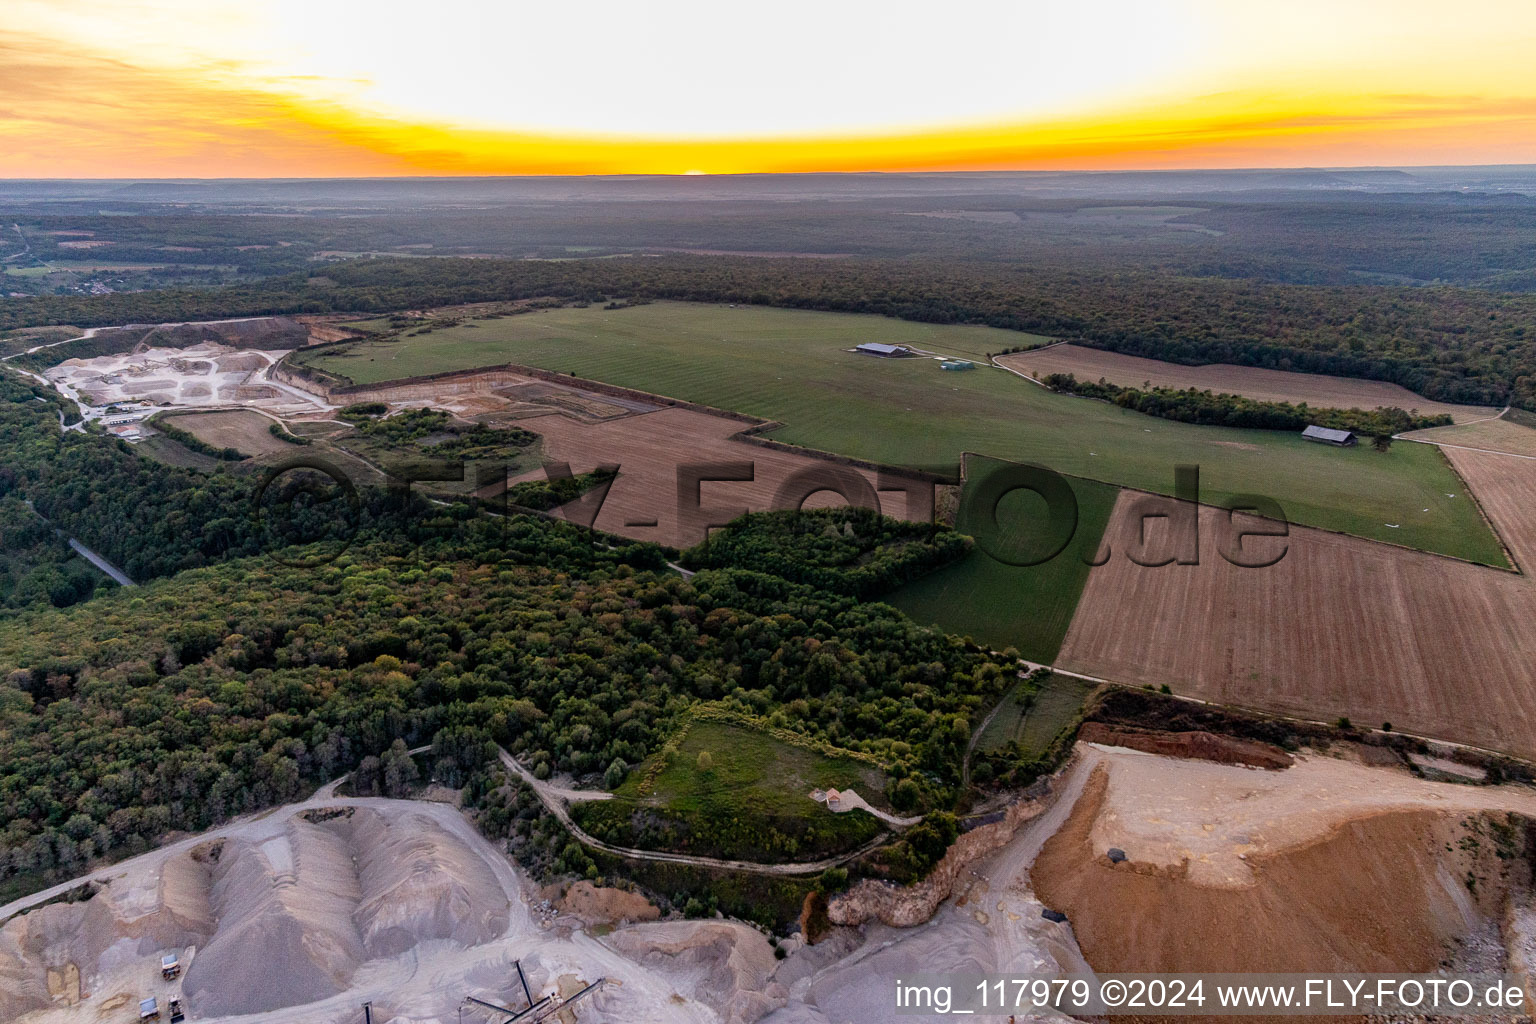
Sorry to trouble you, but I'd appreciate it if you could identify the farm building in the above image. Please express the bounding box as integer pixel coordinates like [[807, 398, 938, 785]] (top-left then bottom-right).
[[825, 789, 842, 810], [941, 359, 975, 371], [1301, 425, 1357, 446], [855, 342, 912, 358]]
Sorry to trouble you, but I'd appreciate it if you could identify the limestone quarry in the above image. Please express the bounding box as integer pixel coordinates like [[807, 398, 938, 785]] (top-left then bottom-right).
[[2, 739, 1534, 1024]]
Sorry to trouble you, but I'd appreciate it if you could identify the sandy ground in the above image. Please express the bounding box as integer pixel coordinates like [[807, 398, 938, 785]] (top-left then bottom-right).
[[810, 788, 919, 827], [1057, 492, 1536, 760], [1061, 744, 1536, 887], [1029, 744, 1536, 978], [1001, 344, 1495, 421]]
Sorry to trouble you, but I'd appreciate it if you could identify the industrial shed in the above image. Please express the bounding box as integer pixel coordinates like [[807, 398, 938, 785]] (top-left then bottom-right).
[[1301, 425, 1357, 446], [855, 342, 912, 357]]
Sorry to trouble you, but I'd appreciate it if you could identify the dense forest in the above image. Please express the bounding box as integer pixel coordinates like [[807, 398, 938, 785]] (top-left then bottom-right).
[[1039, 374, 1452, 436], [680, 508, 972, 598], [0, 372, 1005, 899], [5, 254, 1536, 408], [0, 496, 113, 614], [2, 182, 1532, 288], [0, 531, 1002, 894]]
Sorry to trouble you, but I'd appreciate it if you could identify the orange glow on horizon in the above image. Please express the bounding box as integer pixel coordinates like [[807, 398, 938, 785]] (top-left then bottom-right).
[[1, 0, 1534, 177]]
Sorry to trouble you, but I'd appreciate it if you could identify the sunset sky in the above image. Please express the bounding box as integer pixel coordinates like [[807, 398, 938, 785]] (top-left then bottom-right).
[[3, 0, 1535, 177]]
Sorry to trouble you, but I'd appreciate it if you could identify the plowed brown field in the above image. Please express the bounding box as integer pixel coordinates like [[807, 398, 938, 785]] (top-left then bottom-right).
[[505, 407, 926, 549], [1001, 344, 1494, 421], [1056, 492, 1536, 759], [1442, 445, 1536, 573]]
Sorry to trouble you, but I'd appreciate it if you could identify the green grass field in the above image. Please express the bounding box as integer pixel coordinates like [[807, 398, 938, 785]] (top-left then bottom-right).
[[571, 720, 887, 862], [886, 459, 1119, 661], [299, 301, 1506, 565], [977, 673, 1098, 758]]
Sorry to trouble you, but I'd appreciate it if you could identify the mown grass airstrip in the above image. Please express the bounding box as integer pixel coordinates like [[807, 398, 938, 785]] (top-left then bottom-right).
[[300, 300, 1506, 565]]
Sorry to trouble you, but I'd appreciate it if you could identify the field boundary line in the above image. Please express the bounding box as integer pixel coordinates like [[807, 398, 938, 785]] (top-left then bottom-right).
[[1396, 435, 1536, 462]]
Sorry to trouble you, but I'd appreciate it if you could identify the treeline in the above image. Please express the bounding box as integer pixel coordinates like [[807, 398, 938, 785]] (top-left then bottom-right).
[[348, 407, 539, 461], [1040, 374, 1453, 436], [3, 255, 1536, 407], [680, 508, 972, 598], [571, 793, 882, 864], [268, 422, 310, 445]]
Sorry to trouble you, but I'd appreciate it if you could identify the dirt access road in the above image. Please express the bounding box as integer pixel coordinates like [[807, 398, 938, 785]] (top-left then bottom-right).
[[497, 749, 894, 875]]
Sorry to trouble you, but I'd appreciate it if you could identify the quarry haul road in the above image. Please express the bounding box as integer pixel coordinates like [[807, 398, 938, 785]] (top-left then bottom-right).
[[496, 748, 894, 875]]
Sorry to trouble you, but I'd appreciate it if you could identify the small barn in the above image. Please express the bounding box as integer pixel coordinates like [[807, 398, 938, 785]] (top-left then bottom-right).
[[1301, 425, 1357, 446], [940, 359, 975, 371], [824, 788, 842, 810], [855, 342, 912, 358]]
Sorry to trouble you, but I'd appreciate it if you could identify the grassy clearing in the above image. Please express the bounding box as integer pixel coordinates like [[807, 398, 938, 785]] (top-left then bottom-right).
[[885, 459, 1119, 661], [134, 435, 224, 471], [977, 673, 1098, 758], [162, 410, 293, 458], [571, 720, 887, 863], [297, 301, 1505, 565]]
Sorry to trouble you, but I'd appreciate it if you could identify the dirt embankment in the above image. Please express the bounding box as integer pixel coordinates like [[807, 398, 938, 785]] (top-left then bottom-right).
[[1030, 766, 1530, 974], [830, 777, 1062, 929], [1076, 722, 1293, 769], [609, 920, 787, 1024], [557, 881, 659, 927]]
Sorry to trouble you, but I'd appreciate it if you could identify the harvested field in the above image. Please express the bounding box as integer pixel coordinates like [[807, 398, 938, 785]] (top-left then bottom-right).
[[504, 406, 925, 549], [160, 410, 291, 457], [1056, 492, 1536, 760], [1442, 445, 1536, 573], [1002, 343, 1495, 421], [1030, 747, 1536, 976], [1403, 413, 1536, 457]]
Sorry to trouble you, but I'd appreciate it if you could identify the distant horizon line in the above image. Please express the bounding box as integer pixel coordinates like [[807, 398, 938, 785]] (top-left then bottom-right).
[[4, 163, 1536, 183]]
